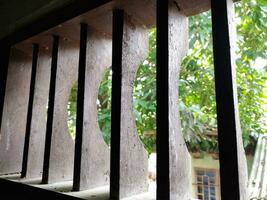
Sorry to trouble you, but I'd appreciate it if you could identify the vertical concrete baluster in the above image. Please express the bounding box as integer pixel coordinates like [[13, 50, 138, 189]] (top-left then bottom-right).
[[157, 1, 192, 199], [74, 28, 112, 190], [0, 48, 32, 175], [49, 39, 79, 183], [21, 44, 39, 178], [43, 36, 60, 183], [82, 32, 111, 188], [43, 36, 79, 183], [211, 0, 249, 199], [228, 2, 249, 199], [169, 4, 192, 200], [24, 47, 52, 179], [110, 10, 149, 199], [120, 16, 149, 199]]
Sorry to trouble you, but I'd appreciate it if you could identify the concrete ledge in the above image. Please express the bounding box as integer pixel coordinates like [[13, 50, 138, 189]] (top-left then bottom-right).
[[0, 178, 81, 199], [1, 175, 157, 199]]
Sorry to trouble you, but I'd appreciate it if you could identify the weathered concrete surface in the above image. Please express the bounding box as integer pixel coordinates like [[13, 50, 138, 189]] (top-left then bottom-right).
[[119, 17, 149, 198], [47, 39, 79, 183], [168, 3, 192, 200], [25, 49, 52, 178], [0, 48, 32, 175], [78, 31, 111, 190], [228, 0, 249, 199], [0, 0, 216, 43], [248, 134, 267, 199]]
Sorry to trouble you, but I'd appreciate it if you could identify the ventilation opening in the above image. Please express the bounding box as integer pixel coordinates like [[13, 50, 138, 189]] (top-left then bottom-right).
[[133, 30, 157, 156], [98, 68, 112, 145], [67, 81, 78, 140]]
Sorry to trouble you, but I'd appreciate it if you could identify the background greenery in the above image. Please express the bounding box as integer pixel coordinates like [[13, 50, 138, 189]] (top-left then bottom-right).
[[68, 0, 267, 155]]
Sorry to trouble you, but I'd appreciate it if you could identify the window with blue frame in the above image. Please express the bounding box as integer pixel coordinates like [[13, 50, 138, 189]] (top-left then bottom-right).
[[195, 168, 218, 200]]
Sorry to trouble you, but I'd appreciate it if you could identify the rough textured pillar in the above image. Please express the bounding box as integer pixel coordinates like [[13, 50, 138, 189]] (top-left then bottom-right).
[[248, 134, 267, 199], [120, 17, 149, 198], [211, 0, 249, 199], [168, 4, 192, 200], [0, 48, 32, 175], [76, 32, 111, 190], [228, 0, 249, 199], [21, 44, 39, 179], [46, 39, 79, 183], [120, 23, 149, 198], [156, 2, 192, 199], [25, 49, 52, 178]]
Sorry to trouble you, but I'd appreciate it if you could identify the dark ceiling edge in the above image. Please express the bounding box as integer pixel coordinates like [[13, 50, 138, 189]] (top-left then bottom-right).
[[0, 178, 82, 199], [0, 0, 242, 47], [0, 0, 111, 46]]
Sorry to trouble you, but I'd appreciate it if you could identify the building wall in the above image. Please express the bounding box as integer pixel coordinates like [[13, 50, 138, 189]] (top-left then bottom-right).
[[191, 153, 254, 200], [191, 154, 221, 200]]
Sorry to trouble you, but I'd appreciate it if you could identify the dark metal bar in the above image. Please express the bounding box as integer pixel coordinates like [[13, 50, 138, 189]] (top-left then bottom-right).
[[42, 36, 59, 184], [110, 9, 124, 200], [73, 23, 88, 191], [211, 0, 240, 199], [156, 0, 170, 199], [0, 45, 10, 131], [21, 44, 39, 178]]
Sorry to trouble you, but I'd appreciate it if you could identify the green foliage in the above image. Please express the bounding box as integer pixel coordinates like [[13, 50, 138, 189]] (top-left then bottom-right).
[[133, 30, 157, 153], [67, 0, 267, 154], [236, 0, 267, 148], [68, 81, 78, 139], [98, 69, 112, 144], [179, 11, 217, 152]]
